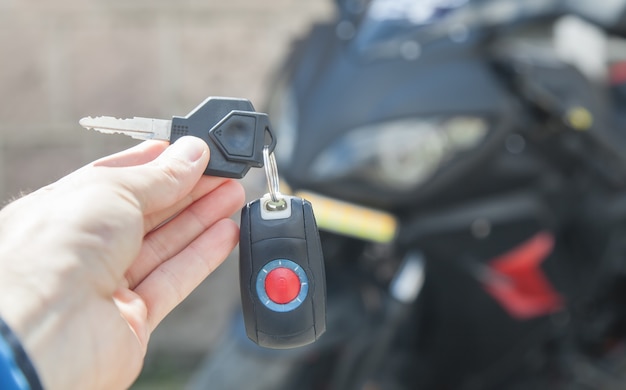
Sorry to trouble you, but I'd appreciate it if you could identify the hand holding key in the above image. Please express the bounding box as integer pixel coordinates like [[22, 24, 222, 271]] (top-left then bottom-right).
[[81, 95, 327, 349], [0, 137, 244, 390]]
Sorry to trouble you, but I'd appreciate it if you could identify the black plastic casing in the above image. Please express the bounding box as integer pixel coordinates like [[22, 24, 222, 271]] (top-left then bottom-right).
[[239, 197, 326, 349]]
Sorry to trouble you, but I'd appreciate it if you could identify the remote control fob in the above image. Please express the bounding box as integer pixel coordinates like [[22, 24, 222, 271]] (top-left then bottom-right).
[[239, 193, 326, 349]]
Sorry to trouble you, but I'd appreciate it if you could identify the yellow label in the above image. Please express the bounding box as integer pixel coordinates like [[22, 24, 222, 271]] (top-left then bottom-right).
[[295, 190, 398, 243]]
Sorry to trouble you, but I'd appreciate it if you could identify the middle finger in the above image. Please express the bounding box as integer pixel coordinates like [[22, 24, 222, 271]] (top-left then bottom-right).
[[126, 179, 245, 289], [142, 176, 231, 233]]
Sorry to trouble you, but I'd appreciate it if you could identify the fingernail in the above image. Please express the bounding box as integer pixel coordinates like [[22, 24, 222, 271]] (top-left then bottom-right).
[[169, 136, 206, 163]]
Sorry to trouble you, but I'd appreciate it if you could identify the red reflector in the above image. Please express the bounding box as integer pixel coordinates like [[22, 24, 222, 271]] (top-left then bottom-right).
[[483, 232, 563, 320], [610, 61, 626, 85], [265, 267, 301, 304]]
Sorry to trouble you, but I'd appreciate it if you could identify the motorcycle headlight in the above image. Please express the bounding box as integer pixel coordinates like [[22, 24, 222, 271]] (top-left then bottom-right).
[[310, 116, 489, 191]]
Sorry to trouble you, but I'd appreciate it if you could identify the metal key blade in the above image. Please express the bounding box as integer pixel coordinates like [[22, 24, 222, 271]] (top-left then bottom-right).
[[79, 116, 172, 141]]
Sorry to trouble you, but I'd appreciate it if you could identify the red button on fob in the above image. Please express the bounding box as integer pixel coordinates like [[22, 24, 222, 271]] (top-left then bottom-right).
[[265, 267, 301, 304]]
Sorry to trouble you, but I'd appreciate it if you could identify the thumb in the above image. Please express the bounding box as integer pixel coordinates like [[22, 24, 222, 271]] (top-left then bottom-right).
[[118, 136, 210, 214]]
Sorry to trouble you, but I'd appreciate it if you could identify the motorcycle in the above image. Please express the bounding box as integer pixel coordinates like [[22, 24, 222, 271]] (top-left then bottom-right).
[[190, 0, 626, 388]]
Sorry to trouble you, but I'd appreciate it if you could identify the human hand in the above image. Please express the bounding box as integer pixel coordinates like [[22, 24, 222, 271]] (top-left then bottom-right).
[[0, 137, 245, 389]]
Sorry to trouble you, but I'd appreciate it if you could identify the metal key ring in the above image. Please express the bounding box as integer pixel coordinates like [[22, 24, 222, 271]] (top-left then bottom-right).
[[263, 146, 283, 203]]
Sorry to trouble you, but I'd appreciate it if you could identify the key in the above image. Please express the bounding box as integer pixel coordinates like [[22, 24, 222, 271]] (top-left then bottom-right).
[[79, 97, 276, 179], [239, 149, 326, 349]]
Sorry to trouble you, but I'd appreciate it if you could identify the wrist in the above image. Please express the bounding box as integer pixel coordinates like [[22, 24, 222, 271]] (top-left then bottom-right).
[[0, 268, 95, 389]]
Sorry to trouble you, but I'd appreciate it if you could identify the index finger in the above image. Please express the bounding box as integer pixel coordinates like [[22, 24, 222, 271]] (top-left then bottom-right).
[[93, 140, 170, 168]]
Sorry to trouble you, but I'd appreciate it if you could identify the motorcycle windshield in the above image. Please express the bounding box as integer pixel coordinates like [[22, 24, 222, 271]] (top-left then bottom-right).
[[354, 0, 470, 52]]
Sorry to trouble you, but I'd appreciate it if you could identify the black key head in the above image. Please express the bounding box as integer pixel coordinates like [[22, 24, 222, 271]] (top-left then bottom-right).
[[170, 97, 276, 178]]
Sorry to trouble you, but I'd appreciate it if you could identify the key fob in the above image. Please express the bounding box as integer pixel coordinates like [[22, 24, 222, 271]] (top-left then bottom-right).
[[239, 194, 326, 349]]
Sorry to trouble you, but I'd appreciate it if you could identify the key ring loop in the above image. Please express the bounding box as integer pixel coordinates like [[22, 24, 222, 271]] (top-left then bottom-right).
[[263, 146, 282, 203]]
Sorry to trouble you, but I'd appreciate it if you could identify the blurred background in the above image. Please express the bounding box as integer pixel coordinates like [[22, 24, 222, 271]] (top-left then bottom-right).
[[0, 0, 332, 388]]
